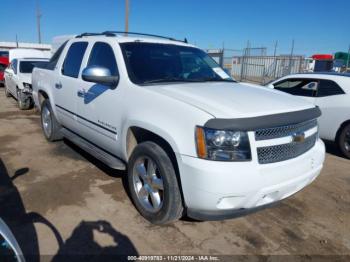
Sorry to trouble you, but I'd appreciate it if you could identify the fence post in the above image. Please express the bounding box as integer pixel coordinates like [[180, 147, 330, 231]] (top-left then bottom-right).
[[273, 41, 278, 78], [288, 40, 295, 74], [240, 41, 250, 81]]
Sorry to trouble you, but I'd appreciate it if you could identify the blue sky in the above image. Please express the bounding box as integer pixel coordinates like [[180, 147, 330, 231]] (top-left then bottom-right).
[[0, 0, 349, 56]]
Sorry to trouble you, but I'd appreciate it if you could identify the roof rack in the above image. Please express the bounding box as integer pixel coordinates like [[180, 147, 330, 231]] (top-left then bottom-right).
[[75, 32, 115, 38], [76, 31, 188, 43]]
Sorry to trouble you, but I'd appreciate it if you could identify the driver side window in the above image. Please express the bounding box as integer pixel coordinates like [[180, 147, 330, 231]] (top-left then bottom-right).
[[87, 42, 119, 76]]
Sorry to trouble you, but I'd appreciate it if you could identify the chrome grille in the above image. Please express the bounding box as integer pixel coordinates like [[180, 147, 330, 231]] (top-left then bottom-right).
[[257, 133, 317, 164], [255, 119, 317, 141]]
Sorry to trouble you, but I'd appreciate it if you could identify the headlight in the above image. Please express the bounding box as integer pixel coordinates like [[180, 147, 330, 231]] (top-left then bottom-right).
[[22, 83, 32, 93], [195, 126, 251, 161]]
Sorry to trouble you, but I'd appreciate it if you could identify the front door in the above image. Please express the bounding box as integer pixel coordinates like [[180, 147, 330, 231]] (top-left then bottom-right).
[[77, 41, 122, 155]]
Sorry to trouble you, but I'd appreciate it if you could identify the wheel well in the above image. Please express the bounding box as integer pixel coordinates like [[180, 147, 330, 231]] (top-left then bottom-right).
[[38, 90, 49, 108], [127, 127, 177, 163], [126, 127, 185, 206], [335, 120, 350, 142]]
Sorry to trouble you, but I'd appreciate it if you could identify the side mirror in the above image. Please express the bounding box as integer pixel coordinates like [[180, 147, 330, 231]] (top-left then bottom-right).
[[266, 83, 274, 89], [82, 66, 119, 87]]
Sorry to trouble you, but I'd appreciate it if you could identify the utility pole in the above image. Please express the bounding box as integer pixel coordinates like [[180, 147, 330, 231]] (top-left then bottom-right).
[[347, 44, 350, 70], [36, 0, 42, 44], [125, 0, 129, 35], [16, 35, 19, 48]]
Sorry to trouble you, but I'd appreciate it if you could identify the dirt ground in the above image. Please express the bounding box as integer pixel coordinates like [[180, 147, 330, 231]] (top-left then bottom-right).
[[0, 89, 349, 261]]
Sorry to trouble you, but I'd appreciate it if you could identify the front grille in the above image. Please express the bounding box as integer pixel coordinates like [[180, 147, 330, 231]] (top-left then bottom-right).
[[257, 133, 317, 164], [255, 119, 317, 141]]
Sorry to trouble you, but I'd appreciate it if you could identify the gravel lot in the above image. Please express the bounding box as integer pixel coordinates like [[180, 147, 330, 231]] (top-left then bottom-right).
[[0, 89, 349, 260]]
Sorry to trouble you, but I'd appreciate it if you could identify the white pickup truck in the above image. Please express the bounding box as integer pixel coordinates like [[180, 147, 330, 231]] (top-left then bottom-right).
[[32, 32, 325, 224]]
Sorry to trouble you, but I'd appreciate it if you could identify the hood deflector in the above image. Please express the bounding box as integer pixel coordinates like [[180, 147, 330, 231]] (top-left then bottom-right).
[[204, 107, 322, 131]]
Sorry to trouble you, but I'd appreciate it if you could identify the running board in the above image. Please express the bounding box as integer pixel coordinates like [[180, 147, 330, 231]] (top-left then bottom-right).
[[61, 128, 126, 170]]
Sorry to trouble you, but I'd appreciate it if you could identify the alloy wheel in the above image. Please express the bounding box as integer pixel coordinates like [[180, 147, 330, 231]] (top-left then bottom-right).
[[42, 106, 52, 138], [132, 156, 164, 213]]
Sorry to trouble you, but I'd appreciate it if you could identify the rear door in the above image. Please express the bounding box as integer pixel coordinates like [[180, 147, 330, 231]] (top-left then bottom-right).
[[54, 41, 89, 132], [273, 78, 317, 104]]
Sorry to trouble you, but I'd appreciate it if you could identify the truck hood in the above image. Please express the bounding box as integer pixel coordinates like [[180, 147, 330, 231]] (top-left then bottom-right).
[[146, 82, 314, 118]]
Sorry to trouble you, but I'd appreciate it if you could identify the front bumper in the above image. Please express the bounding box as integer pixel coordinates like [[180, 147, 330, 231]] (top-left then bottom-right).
[[177, 139, 325, 220]]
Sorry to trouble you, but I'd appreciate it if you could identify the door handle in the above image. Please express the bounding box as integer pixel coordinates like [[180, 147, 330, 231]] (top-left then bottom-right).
[[55, 82, 62, 89], [77, 90, 85, 98]]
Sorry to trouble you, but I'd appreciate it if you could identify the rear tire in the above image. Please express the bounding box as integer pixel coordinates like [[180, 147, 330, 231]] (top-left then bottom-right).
[[127, 141, 183, 224], [17, 89, 32, 110], [338, 123, 350, 159], [41, 99, 63, 142]]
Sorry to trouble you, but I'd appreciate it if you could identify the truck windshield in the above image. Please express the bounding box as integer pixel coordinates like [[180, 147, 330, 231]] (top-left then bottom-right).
[[120, 43, 235, 85], [20, 61, 48, 73]]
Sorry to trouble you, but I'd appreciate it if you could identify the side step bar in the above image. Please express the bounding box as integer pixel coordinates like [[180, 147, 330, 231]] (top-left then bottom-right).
[[61, 128, 126, 170]]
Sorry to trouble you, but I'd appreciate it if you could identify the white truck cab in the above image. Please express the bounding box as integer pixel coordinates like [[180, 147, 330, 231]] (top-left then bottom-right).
[[32, 32, 325, 224]]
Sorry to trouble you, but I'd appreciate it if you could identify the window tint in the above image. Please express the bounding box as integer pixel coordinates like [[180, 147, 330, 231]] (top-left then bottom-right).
[[317, 80, 345, 97], [87, 42, 118, 76], [62, 42, 88, 78], [274, 78, 317, 97], [46, 41, 68, 70]]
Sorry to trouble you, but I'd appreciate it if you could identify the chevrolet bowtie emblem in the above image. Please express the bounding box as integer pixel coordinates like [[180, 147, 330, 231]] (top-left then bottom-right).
[[292, 132, 306, 143]]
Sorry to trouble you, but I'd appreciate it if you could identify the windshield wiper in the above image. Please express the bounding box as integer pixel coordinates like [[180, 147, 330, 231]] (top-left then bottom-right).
[[194, 78, 236, 83], [143, 78, 197, 84]]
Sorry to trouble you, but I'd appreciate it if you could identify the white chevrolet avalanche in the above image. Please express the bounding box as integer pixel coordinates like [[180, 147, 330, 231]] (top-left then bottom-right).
[[32, 32, 325, 224]]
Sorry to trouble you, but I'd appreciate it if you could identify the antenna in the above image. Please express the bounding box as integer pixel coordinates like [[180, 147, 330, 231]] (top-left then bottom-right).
[[36, 0, 42, 44]]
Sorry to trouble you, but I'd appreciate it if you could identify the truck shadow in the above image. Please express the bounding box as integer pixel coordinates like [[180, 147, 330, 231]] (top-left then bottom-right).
[[0, 158, 138, 261]]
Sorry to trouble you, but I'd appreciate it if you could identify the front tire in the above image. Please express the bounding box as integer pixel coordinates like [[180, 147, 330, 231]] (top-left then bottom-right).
[[127, 142, 183, 224], [338, 123, 350, 159], [41, 99, 63, 142], [17, 89, 32, 110]]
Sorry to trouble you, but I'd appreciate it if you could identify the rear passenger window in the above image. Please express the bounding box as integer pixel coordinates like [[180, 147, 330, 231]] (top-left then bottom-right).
[[62, 42, 88, 78], [317, 80, 345, 97], [87, 42, 118, 76]]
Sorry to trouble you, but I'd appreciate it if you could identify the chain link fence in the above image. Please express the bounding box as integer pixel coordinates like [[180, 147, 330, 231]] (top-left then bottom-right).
[[209, 46, 307, 85]]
